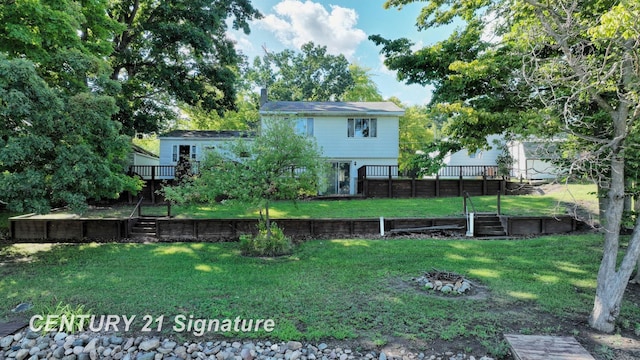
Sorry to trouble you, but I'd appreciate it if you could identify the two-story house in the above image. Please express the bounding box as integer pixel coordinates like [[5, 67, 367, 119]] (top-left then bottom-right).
[[259, 101, 405, 195], [153, 101, 404, 195]]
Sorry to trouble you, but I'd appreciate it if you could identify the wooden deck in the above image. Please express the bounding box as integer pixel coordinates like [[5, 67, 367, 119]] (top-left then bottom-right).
[[504, 334, 596, 360], [0, 319, 27, 337]]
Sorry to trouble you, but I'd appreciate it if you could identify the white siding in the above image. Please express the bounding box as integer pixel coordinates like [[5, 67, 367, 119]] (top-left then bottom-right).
[[444, 134, 502, 167], [159, 138, 241, 165], [316, 116, 398, 159], [133, 153, 159, 166]]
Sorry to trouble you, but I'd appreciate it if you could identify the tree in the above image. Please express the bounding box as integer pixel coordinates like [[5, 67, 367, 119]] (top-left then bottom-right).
[[0, 56, 140, 213], [397, 104, 436, 172], [0, 0, 122, 95], [342, 64, 384, 102], [375, 0, 640, 332], [107, 0, 261, 134], [246, 42, 354, 101], [163, 117, 327, 238], [176, 97, 259, 131]]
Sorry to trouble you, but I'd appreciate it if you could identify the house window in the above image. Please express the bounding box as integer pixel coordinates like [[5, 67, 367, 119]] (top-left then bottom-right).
[[295, 118, 314, 137], [347, 118, 377, 138], [191, 145, 197, 160], [468, 150, 482, 159], [172, 145, 178, 162]]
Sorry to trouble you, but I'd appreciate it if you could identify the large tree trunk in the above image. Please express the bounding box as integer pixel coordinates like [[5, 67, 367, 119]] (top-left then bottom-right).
[[589, 114, 640, 331]]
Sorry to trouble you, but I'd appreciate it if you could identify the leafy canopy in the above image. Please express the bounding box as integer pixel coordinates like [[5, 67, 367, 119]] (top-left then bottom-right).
[[0, 56, 140, 213]]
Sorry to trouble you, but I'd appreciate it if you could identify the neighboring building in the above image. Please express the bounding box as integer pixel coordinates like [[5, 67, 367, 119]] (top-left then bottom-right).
[[259, 101, 405, 195], [440, 135, 503, 178], [508, 140, 562, 181], [439, 135, 563, 181], [130, 144, 160, 167], [128, 144, 160, 180]]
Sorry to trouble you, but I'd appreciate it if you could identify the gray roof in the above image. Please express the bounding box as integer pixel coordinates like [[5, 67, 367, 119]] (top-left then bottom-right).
[[260, 101, 405, 116], [160, 130, 255, 139]]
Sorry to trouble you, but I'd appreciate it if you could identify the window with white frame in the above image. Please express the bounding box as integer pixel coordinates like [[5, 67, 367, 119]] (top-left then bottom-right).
[[295, 118, 314, 137], [347, 118, 377, 138]]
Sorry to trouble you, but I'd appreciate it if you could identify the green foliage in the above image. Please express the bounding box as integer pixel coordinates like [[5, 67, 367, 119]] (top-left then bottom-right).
[[240, 220, 292, 257], [32, 302, 92, 334], [398, 105, 436, 172], [0, 56, 141, 213], [0, 0, 121, 95], [246, 42, 354, 101], [108, 0, 261, 134], [405, 140, 462, 177], [177, 97, 259, 131], [164, 117, 328, 230], [342, 64, 384, 102]]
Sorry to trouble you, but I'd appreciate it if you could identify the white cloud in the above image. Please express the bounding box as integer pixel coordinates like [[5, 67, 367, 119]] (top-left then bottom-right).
[[258, 0, 367, 59]]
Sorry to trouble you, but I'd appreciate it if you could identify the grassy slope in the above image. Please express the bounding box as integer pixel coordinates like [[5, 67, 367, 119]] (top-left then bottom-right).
[[3, 233, 635, 356], [80, 184, 598, 220]]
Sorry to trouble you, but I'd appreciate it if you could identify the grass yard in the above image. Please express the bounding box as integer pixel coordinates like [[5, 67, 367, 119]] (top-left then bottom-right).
[[80, 183, 598, 220], [1, 233, 639, 358]]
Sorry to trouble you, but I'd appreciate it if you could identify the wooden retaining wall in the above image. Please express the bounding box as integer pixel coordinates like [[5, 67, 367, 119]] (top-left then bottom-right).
[[155, 217, 467, 241], [9, 215, 580, 243], [502, 216, 578, 236], [9, 215, 130, 243]]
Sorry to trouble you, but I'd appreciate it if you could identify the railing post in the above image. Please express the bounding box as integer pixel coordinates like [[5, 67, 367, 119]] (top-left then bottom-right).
[[459, 166, 464, 196], [497, 191, 501, 215], [150, 166, 156, 204], [167, 201, 172, 218], [388, 166, 393, 198], [463, 195, 467, 214]]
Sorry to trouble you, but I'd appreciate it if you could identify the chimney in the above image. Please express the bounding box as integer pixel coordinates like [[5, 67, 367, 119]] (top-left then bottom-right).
[[260, 88, 268, 107]]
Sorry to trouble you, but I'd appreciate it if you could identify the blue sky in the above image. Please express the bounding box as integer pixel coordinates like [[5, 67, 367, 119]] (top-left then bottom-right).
[[227, 0, 458, 106]]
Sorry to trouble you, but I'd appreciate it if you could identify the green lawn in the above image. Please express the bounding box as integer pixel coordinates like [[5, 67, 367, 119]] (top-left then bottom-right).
[[2, 233, 637, 357], [80, 183, 598, 220]]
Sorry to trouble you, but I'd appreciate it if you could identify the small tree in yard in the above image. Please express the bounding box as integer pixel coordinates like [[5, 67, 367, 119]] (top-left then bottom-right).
[[163, 117, 327, 255]]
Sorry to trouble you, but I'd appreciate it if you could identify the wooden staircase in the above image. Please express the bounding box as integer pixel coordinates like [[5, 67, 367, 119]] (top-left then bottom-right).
[[130, 216, 158, 238], [474, 214, 507, 237]]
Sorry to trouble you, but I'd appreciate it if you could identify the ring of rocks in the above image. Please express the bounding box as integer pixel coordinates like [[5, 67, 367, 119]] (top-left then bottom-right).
[[410, 269, 475, 296]]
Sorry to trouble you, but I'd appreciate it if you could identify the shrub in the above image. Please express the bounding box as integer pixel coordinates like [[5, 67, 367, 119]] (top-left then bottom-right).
[[240, 221, 292, 257]]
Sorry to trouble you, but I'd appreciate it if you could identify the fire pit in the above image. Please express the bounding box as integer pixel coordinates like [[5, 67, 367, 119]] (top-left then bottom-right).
[[411, 269, 473, 295]]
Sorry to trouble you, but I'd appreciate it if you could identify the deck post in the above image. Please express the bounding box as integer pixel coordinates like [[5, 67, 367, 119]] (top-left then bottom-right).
[[482, 166, 488, 195]]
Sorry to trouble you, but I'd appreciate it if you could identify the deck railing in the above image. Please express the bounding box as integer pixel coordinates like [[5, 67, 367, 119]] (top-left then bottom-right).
[[129, 162, 200, 180], [357, 165, 503, 180]]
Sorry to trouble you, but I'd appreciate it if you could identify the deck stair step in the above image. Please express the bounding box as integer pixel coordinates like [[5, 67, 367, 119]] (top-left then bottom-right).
[[130, 216, 158, 237], [473, 214, 507, 237]]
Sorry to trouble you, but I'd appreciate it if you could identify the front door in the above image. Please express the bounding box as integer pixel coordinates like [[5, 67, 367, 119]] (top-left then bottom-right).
[[179, 145, 191, 161]]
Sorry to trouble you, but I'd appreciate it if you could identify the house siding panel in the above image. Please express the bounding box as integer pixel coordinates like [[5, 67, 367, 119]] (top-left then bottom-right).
[[313, 116, 399, 159]]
